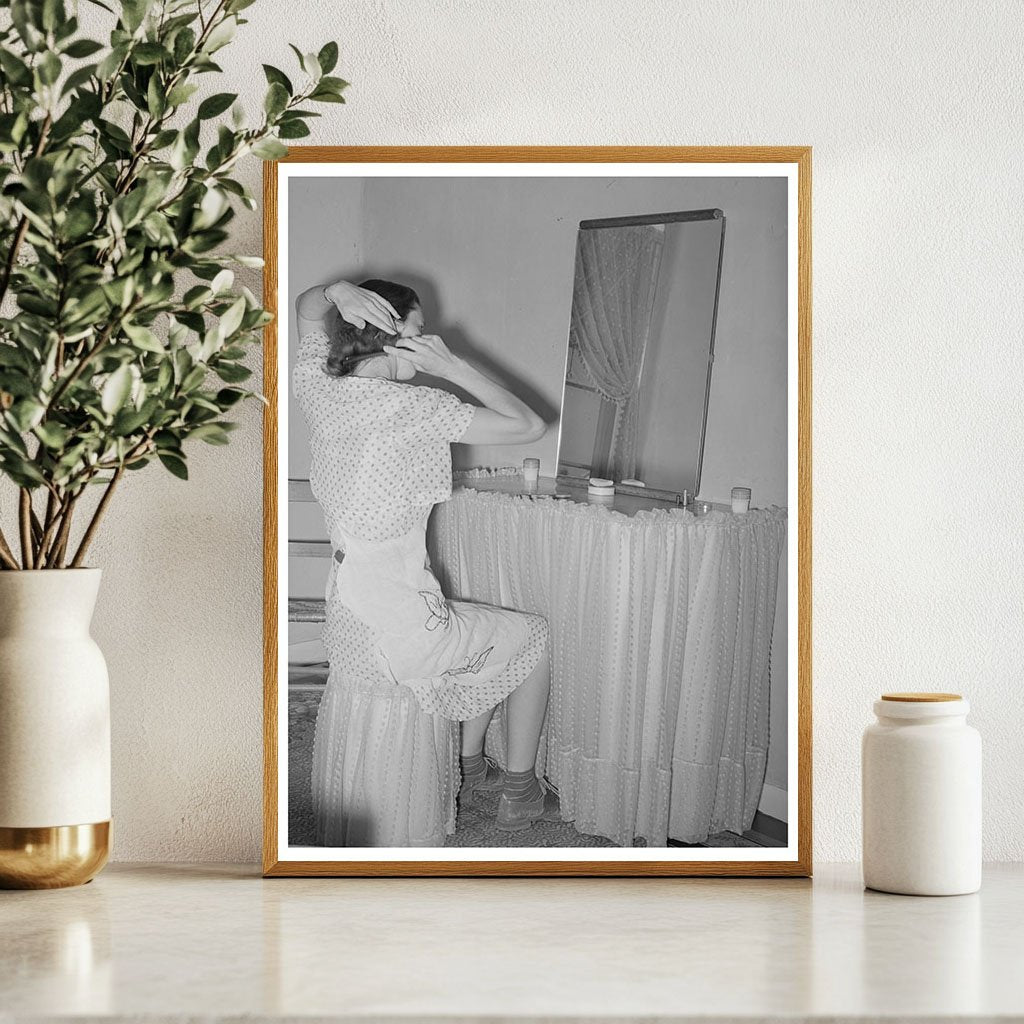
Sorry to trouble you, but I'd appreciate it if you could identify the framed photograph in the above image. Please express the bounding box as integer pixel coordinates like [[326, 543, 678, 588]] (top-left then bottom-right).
[[263, 147, 811, 876]]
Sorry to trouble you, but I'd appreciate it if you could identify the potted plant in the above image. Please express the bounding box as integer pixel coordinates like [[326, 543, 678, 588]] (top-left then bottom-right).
[[0, 0, 345, 887]]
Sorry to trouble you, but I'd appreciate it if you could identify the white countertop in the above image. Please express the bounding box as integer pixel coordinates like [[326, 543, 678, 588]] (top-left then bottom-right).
[[2, 862, 1021, 1021]]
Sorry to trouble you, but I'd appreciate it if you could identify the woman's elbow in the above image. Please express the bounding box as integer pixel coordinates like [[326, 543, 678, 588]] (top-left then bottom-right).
[[522, 416, 547, 443]]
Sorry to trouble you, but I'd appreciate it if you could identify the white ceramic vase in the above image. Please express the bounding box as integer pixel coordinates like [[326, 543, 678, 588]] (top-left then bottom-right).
[[862, 692, 981, 896], [0, 569, 111, 888]]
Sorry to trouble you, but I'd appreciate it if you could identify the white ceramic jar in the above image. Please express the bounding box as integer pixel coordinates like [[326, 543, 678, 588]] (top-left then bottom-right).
[[862, 692, 981, 895]]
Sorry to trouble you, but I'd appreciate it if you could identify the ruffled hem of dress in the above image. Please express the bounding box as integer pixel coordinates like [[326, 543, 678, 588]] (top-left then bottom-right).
[[397, 612, 549, 722]]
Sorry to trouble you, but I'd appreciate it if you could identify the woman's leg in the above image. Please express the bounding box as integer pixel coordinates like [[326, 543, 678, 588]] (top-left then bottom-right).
[[505, 645, 551, 773], [461, 707, 494, 757]]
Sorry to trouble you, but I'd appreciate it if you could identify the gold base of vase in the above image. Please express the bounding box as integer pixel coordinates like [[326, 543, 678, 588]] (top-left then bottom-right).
[[0, 821, 111, 889]]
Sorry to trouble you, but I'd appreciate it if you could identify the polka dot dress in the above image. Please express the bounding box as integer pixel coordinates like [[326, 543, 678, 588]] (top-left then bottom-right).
[[294, 330, 549, 722]]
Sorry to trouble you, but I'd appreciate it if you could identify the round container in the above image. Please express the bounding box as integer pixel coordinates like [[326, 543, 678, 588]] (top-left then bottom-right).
[[862, 692, 981, 896], [731, 486, 751, 513], [522, 458, 540, 492], [588, 476, 614, 497]]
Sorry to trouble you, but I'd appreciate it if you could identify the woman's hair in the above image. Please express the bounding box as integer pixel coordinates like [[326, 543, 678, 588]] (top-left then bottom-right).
[[325, 279, 421, 377]]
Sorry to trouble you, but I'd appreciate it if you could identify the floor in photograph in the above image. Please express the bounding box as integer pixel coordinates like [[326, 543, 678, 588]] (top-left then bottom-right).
[[287, 688, 765, 850]]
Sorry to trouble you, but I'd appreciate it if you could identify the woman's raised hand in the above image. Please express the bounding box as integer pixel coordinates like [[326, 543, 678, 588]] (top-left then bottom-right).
[[324, 281, 399, 334], [382, 334, 461, 378]]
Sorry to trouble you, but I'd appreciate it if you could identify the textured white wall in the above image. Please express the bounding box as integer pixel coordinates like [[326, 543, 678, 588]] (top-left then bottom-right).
[[36, 0, 1022, 863]]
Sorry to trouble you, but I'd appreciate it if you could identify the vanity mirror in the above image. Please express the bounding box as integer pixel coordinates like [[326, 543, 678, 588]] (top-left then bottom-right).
[[556, 210, 725, 500]]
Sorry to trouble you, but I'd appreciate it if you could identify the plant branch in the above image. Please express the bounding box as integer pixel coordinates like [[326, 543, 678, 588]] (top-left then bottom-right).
[[18, 489, 34, 569], [70, 464, 124, 568], [35, 486, 66, 565], [0, 526, 19, 570], [44, 490, 80, 569]]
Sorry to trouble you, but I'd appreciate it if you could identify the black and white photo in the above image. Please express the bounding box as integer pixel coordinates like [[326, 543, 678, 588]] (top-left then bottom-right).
[[263, 149, 811, 876]]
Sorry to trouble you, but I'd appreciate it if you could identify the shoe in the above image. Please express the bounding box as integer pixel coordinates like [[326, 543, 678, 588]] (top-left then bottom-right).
[[458, 756, 505, 809], [495, 778, 561, 832]]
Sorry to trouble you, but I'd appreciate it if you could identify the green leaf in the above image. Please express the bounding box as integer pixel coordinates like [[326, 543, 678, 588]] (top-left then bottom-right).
[[309, 87, 346, 104], [61, 63, 98, 96], [277, 120, 310, 140], [262, 64, 292, 94], [263, 81, 288, 118], [158, 452, 188, 479], [132, 42, 168, 66], [123, 322, 164, 353], [210, 268, 233, 294], [181, 364, 206, 391], [317, 41, 339, 75], [121, 0, 152, 33], [9, 399, 45, 432], [1, 456, 46, 487], [96, 43, 127, 81], [198, 91, 237, 119], [17, 292, 58, 317], [63, 38, 104, 58], [214, 362, 251, 383], [189, 422, 230, 445], [181, 284, 210, 310], [112, 405, 151, 436], [318, 75, 349, 93], [166, 82, 199, 107], [149, 128, 177, 149], [228, 254, 263, 269], [0, 49, 33, 86], [34, 421, 70, 449], [101, 365, 133, 414], [250, 137, 287, 160], [0, 345, 30, 371], [218, 296, 246, 339], [38, 51, 62, 86], [147, 73, 167, 117], [203, 15, 236, 53], [299, 50, 321, 80], [10, 1, 45, 52], [215, 388, 247, 408], [173, 26, 196, 65]]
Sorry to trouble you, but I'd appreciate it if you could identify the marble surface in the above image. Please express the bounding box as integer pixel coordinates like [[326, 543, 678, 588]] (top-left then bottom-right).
[[1, 863, 1022, 1021]]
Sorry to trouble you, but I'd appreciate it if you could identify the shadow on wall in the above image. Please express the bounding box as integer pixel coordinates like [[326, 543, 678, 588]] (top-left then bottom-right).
[[358, 264, 560, 425]]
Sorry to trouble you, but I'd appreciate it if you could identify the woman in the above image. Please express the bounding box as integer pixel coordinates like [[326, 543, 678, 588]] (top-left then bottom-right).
[[294, 277, 559, 844]]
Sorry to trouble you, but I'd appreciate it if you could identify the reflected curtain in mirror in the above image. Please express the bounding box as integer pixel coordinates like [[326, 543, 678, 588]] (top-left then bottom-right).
[[569, 224, 665, 481]]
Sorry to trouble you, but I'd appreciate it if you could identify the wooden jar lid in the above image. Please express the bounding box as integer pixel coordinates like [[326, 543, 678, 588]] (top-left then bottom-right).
[[880, 692, 962, 702]]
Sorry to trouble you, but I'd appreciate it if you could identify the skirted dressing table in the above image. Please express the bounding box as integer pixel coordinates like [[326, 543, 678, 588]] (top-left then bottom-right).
[[427, 469, 787, 846]]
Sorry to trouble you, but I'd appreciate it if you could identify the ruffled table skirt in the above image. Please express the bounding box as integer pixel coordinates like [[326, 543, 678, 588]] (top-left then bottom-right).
[[428, 478, 787, 846]]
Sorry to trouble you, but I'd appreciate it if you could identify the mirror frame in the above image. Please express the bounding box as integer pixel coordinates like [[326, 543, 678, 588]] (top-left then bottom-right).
[[556, 209, 727, 502]]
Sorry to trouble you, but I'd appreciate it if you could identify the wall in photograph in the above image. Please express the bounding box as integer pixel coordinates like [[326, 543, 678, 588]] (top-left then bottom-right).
[[42, 0, 1023, 863]]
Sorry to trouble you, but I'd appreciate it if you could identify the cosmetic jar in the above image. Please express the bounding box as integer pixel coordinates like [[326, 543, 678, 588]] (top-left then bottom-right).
[[587, 477, 615, 497], [731, 486, 751, 513], [522, 458, 540, 492]]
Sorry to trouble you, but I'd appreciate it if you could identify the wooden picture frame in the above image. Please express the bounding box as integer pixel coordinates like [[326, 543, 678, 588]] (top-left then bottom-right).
[[263, 147, 812, 877]]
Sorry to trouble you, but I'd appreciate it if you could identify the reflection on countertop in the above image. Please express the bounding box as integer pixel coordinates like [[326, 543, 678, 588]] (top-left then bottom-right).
[[1, 862, 1021, 1020]]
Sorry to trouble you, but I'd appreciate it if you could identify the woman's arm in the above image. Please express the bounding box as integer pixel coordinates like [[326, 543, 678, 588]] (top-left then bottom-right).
[[383, 335, 546, 445], [294, 280, 400, 338]]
